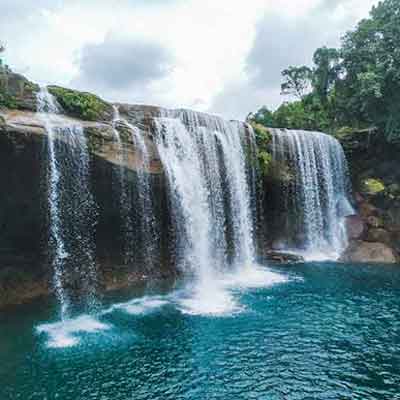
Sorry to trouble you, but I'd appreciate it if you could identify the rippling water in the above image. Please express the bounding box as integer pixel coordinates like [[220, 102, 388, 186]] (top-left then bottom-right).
[[1, 262, 400, 399]]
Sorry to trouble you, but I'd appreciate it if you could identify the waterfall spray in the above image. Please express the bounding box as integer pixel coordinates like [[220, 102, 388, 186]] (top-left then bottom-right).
[[37, 87, 98, 318], [111, 106, 135, 264], [113, 110, 158, 272], [271, 129, 354, 260], [154, 110, 258, 313]]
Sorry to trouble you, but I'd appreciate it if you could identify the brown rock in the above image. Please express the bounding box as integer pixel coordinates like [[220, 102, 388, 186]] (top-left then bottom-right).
[[340, 241, 398, 263], [346, 215, 365, 239], [386, 206, 400, 232], [365, 228, 392, 245], [366, 215, 383, 228], [265, 251, 304, 263], [358, 202, 378, 218], [354, 192, 364, 204]]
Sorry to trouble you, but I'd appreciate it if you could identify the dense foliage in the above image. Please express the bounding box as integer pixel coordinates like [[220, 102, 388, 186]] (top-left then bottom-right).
[[248, 0, 400, 142]]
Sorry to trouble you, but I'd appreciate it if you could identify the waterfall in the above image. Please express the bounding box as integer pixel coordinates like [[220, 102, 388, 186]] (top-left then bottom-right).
[[111, 106, 135, 264], [270, 129, 354, 260], [153, 110, 257, 310], [37, 87, 98, 318], [113, 109, 157, 272]]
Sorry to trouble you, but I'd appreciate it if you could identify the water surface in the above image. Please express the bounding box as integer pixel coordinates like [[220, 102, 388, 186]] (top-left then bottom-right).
[[1, 262, 400, 399]]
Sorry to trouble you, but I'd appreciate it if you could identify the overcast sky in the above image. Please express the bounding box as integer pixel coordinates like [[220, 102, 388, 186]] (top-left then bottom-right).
[[0, 0, 378, 120]]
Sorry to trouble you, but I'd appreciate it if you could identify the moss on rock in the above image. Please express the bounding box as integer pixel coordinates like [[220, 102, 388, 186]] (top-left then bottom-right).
[[361, 178, 385, 195], [48, 85, 112, 121], [251, 122, 273, 176], [0, 92, 18, 109]]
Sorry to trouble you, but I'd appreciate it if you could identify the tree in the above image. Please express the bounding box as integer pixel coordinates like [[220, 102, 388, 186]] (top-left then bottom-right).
[[0, 42, 6, 69], [312, 47, 341, 104], [247, 106, 276, 127], [250, 0, 400, 142], [339, 0, 400, 140], [0, 43, 4, 62], [281, 66, 312, 99]]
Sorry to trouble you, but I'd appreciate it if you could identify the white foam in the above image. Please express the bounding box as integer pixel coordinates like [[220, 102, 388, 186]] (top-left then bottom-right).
[[35, 266, 288, 345], [36, 315, 110, 348], [222, 263, 288, 288], [104, 296, 169, 316], [177, 263, 287, 316], [177, 281, 241, 316]]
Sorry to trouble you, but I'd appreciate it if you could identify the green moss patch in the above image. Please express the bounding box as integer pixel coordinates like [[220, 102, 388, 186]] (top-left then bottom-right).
[[361, 178, 385, 195], [48, 86, 111, 121], [0, 92, 17, 109], [251, 122, 273, 176]]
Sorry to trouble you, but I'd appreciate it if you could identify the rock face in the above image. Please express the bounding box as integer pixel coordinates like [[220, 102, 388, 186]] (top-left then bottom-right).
[[2, 70, 400, 308], [335, 128, 400, 264], [346, 215, 365, 240], [341, 241, 398, 263], [0, 72, 177, 308]]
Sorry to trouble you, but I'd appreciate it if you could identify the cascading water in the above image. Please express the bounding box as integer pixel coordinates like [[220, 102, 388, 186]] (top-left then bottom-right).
[[113, 110, 157, 272], [37, 87, 98, 318], [270, 129, 354, 260], [153, 110, 259, 314], [36, 107, 287, 346], [111, 106, 135, 264]]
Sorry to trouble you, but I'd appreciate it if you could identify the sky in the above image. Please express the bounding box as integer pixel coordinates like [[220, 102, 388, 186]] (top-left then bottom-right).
[[0, 0, 378, 120]]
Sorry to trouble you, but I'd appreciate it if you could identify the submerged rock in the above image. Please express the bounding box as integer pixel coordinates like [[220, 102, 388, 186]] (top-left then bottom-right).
[[340, 241, 398, 263], [265, 251, 304, 263]]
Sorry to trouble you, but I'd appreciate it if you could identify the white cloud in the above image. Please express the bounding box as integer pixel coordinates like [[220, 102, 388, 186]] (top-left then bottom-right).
[[0, 0, 379, 119]]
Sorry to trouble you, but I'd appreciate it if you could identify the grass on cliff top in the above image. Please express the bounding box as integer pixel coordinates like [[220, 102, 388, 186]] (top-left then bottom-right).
[[48, 85, 110, 121]]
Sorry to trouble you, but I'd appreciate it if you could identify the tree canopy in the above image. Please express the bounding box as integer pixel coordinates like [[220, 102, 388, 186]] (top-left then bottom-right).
[[249, 0, 400, 143]]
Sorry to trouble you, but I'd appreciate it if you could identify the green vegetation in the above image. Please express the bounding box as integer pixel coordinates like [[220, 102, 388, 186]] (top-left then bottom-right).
[[248, 0, 400, 143], [48, 86, 110, 121], [251, 122, 272, 176], [0, 93, 17, 109], [362, 178, 386, 195]]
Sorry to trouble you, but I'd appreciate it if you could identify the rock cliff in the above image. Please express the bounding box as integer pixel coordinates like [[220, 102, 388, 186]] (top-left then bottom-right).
[[0, 72, 173, 308]]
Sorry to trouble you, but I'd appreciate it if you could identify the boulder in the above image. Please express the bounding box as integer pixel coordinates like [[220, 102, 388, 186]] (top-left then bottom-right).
[[365, 228, 392, 245], [265, 251, 304, 263], [346, 215, 365, 239], [366, 215, 383, 228], [391, 231, 400, 254], [385, 206, 400, 232], [340, 241, 398, 263], [358, 202, 378, 218]]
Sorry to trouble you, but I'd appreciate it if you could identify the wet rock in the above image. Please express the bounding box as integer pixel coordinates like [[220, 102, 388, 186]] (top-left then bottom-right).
[[271, 239, 288, 251], [354, 192, 364, 204], [385, 206, 400, 232], [346, 215, 365, 239], [366, 215, 383, 229], [358, 202, 378, 218], [0, 109, 162, 175], [340, 241, 398, 263], [265, 251, 304, 263], [365, 228, 392, 244]]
